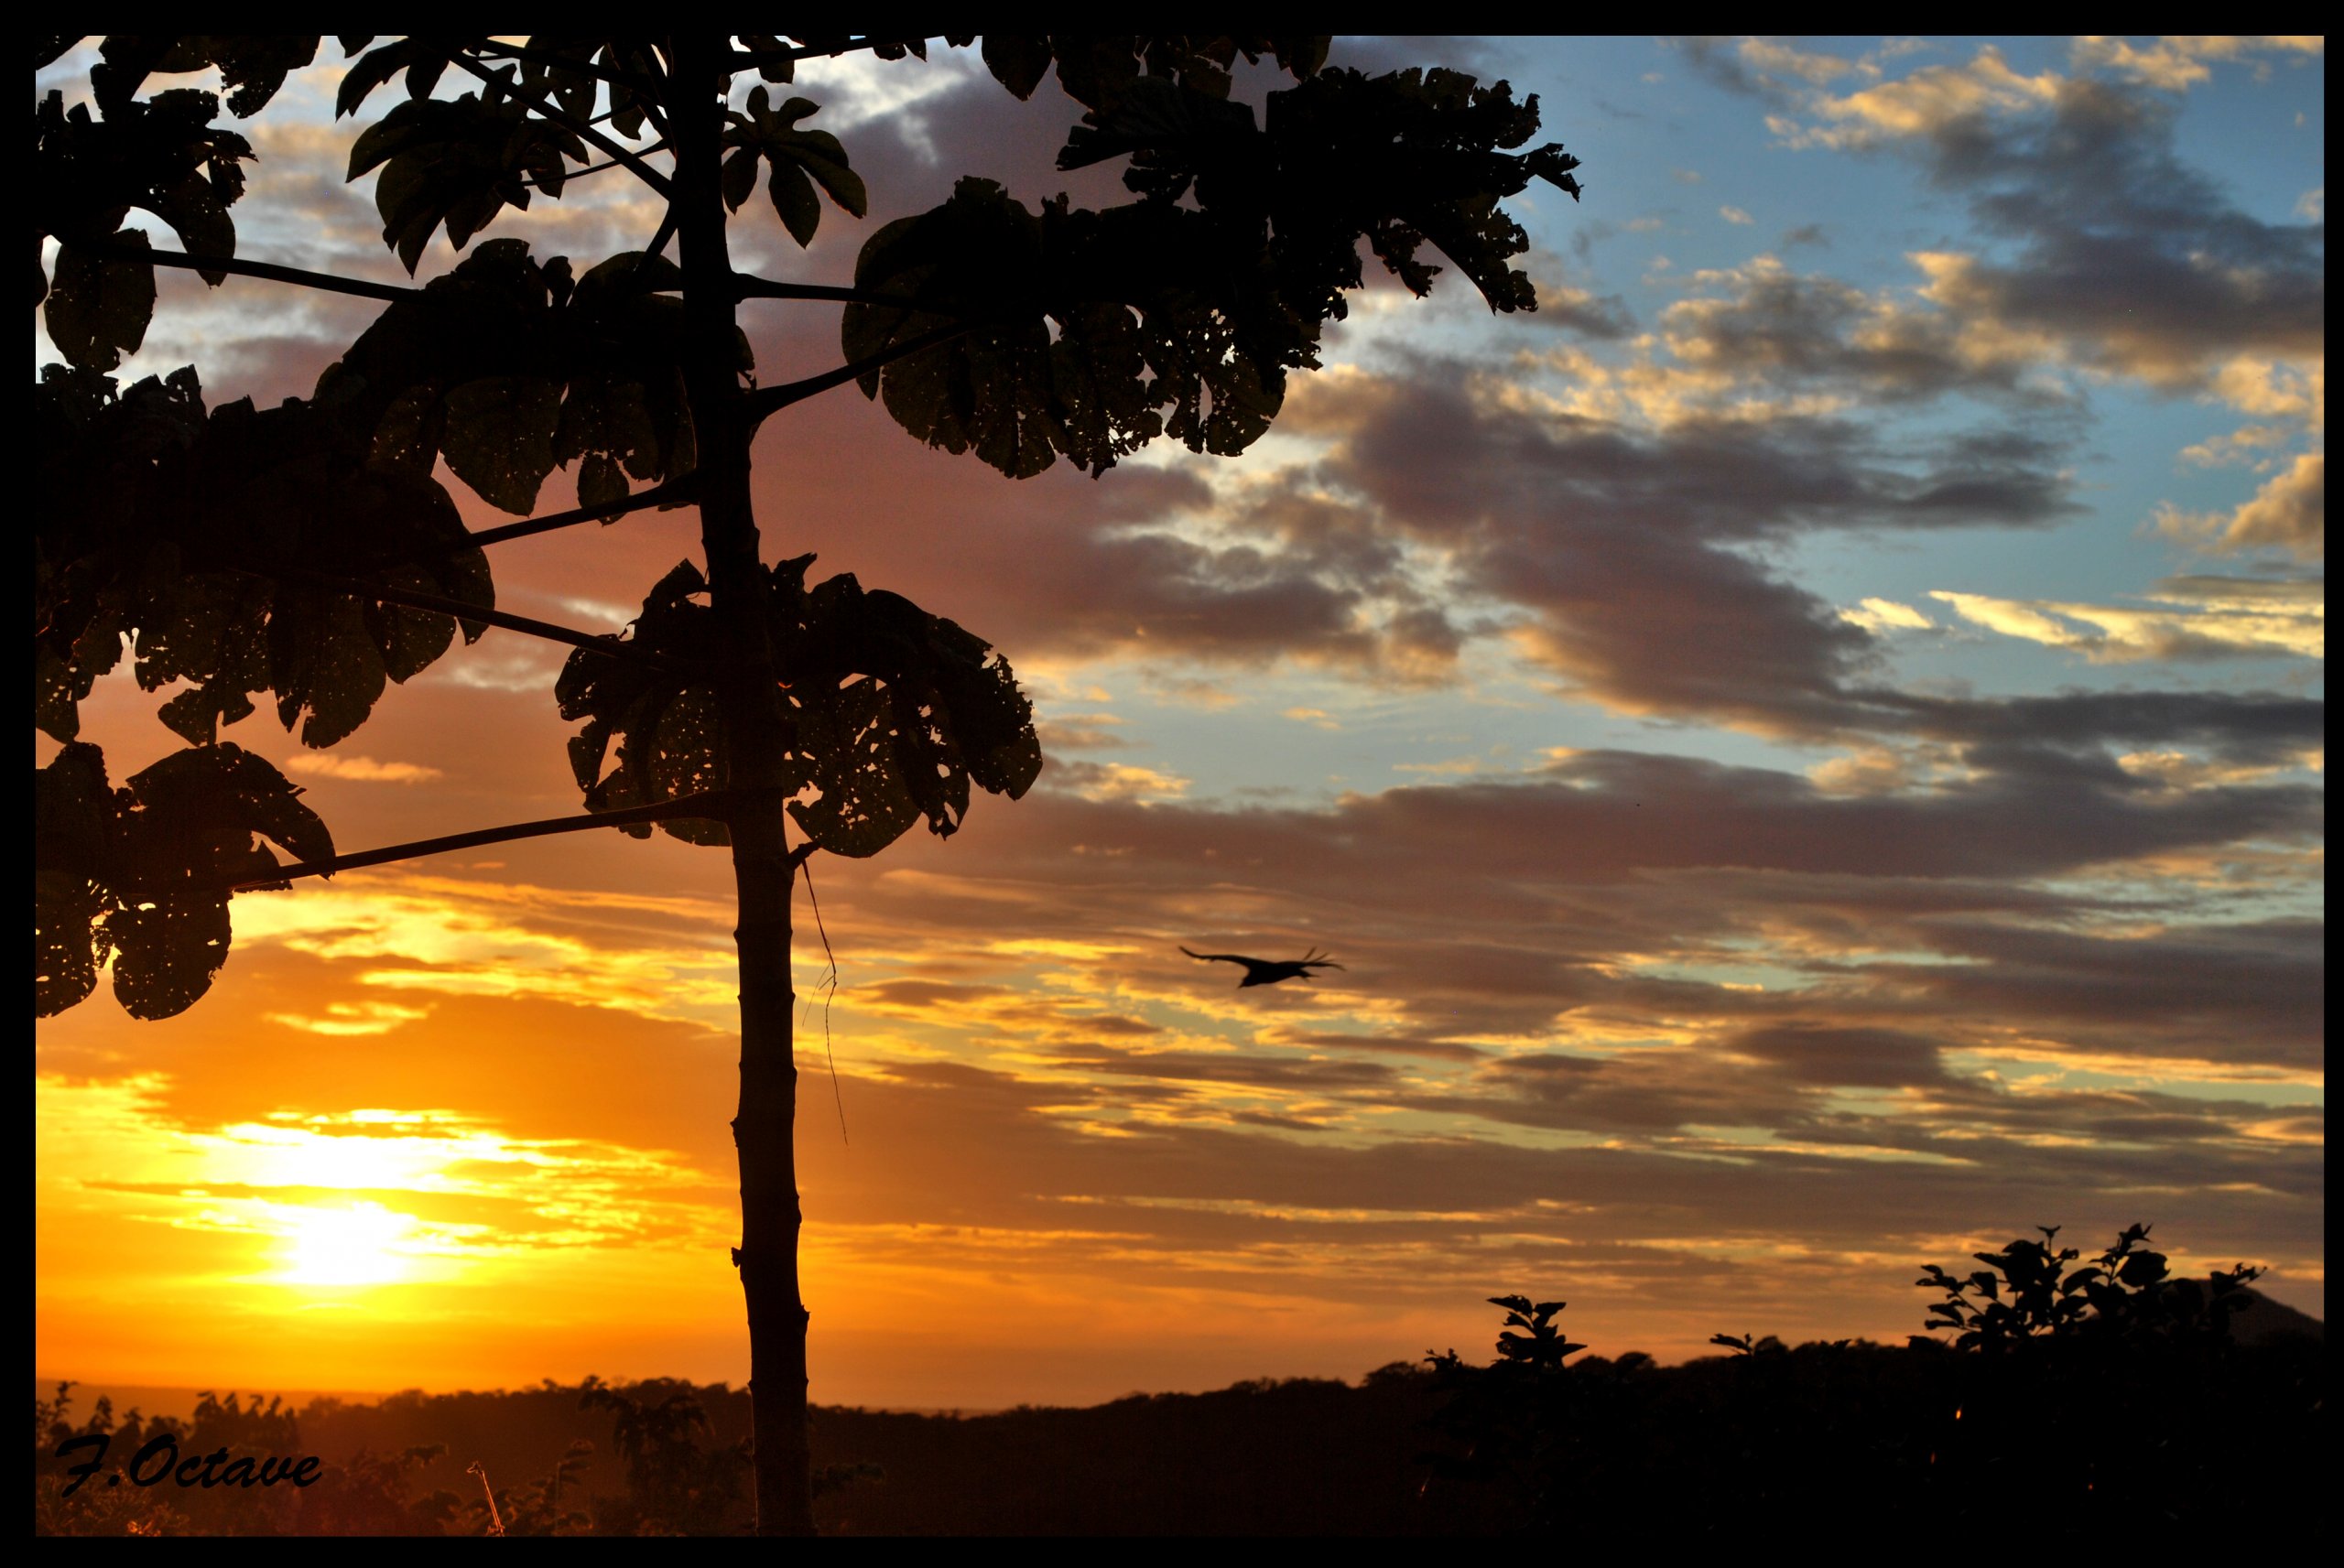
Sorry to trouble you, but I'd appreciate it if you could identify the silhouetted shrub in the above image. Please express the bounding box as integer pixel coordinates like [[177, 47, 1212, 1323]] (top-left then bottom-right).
[[1420, 1223, 2322, 1542]]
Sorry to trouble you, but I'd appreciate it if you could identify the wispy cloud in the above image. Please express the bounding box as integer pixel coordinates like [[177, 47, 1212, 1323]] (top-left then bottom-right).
[[1929, 581, 2323, 661], [280, 754, 446, 784]]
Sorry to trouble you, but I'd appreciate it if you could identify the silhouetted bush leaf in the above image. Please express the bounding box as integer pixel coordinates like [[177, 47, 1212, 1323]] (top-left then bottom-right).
[[442, 375, 563, 513], [35, 364, 494, 748], [721, 88, 864, 247], [42, 234, 154, 375], [35, 81, 255, 326], [555, 555, 1040, 859], [34, 741, 332, 1019], [843, 65, 1578, 480], [313, 239, 707, 516], [90, 35, 320, 116], [334, 37, 453, 119], [555, 559, 733, 844], [789, 676, 923, 857], [346, 90, 586, 273]]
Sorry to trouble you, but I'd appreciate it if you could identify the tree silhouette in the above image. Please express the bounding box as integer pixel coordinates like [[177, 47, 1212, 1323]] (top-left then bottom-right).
[[33, 35, 1581, 1532]]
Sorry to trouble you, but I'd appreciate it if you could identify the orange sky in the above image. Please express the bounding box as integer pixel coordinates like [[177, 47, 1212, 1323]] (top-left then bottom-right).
[[35, 38, 2325, 1411]]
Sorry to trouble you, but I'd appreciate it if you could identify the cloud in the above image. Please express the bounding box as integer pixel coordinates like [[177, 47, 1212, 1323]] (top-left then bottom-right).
[[2156, 453, 2326, 560], [1720, 205, 1755, 225], [1753, 53, 2323, 396], [1883, 687, 2323, 773], [2149, 574, 2326, 610], [1839, 598, 1936, 635], [1771, 46, 2060, 147], [264, 1000, 434, 1036], [2205, 357, 2324, 430], [1279, 355, 2079, 734], [1049, 761, 1193, 804], [1734, 38, 1868, 87], [2179, 424, 2295, 468], [1527, 282, 1637, 339], [280, 754, 447, 784], [1666, 43, 2321, 597], [1680, 37, 1878, 98], [2118, 748, 2317, 792], [2070, 36, 2323, 92], [1872, 918, 2326, 1070], [1653, 255, 2071, 407], [1037, 713, 1134, 752], [1928, 579, 2324, 661], [1730, 1023, 1952, 1087]]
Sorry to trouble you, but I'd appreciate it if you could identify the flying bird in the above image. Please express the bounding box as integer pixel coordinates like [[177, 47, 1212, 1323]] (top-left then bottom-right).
[[1180, 946, 1346, 988]]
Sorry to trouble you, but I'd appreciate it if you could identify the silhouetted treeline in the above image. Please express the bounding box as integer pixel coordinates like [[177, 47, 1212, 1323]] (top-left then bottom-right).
[[34, 1227, 2325, 1537], [1419, 1226, 2326, 1542]]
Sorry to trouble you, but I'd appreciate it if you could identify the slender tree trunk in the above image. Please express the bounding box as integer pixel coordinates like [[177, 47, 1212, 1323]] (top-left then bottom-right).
[[669, 36, 816, 1536]]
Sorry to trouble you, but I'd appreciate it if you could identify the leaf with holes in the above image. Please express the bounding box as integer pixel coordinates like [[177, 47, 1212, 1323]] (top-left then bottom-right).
[[441, 375, 562, 514], [787, 676, 922, 859], [36, 367, 494, 749], [34, 742, 332, 1020]]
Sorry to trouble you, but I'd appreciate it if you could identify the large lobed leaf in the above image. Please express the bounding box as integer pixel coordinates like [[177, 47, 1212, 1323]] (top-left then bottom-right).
[[34, 741, 332, 1020], [776, 568, 1043, 857], [90, 36, 321, 117], [841, 181, 1304, 478], [556, 557, 1040, 860], [721, 86, 866, 248], [35, 84, 256, 368], [346, 91, 587, 274], [313, 239, 714, 517], [843, 64, 1579, 480], [555, 560, 739, 847], [35, 363, 494, 751]]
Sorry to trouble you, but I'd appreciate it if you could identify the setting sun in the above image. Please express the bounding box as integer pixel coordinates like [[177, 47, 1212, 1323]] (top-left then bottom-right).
[[276, 1202, 417, 1288]]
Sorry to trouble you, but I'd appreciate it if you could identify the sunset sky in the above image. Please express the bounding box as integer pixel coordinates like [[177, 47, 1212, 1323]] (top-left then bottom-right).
[[35, 37, 2325, 1412]]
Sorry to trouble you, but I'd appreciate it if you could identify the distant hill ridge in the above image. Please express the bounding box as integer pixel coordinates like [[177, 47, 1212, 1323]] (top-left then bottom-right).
[[2161, 1281, 2323, 1345]]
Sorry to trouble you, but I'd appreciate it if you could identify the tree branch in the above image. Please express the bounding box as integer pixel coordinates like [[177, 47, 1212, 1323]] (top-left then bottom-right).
[[73, 239, 413, 303], [461, 474, 700, 553], [227, 790, 765, 892], [446, 51, 674, 199], [732, 276, 954, 309], [522, 143, 669, 191], [247, 565, 690, 673], [340, 475, 698, 576], [644, 204, 680, 265], [746, 323, 974, 424]]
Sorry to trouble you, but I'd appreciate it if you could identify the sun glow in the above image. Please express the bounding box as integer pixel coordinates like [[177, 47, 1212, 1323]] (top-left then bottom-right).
[[276, 1202, 418, 1287]]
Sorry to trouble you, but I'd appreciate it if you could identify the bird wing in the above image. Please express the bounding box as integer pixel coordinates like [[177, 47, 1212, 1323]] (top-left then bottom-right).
[[1181, 946, 1253, 966]]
